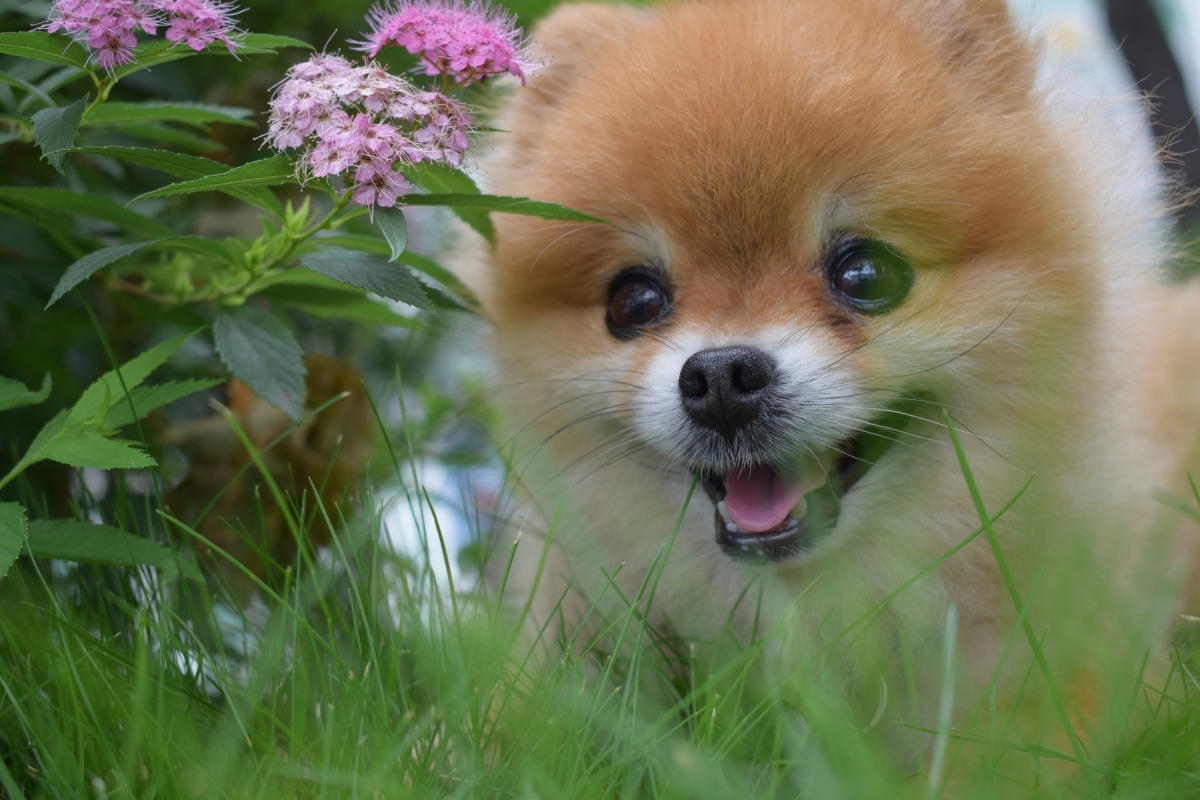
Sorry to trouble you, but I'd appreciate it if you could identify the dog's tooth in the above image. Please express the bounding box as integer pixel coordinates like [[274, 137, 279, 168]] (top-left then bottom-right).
[[717, 500, 730, 522], [782, 452, 830, 492], [725, 521, 738, 533], [792, 495, 808, 518]]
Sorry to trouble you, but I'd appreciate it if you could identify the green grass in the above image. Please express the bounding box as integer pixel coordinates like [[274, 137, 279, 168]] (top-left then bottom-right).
[[3, 390, 1200, 799]]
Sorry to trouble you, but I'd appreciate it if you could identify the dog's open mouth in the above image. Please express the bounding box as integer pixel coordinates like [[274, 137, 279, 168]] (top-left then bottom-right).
[[697, 401, 921, 565]]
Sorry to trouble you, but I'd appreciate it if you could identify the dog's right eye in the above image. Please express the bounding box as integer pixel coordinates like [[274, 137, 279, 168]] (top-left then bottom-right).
[[606, 268, 672, 340]]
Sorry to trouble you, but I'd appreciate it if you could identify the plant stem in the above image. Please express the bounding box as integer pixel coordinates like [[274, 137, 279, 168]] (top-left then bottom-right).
[[0, 464, 21, 493], [82, 78, 113, 117], [256, 191, 354, 277], [159, 190, 356, 308]]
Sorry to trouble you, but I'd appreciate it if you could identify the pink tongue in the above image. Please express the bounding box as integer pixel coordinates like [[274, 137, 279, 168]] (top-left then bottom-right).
[[723, 465, 806, 533]]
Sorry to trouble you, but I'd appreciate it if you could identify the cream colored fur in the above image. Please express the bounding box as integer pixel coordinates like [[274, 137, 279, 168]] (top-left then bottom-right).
[[453, 0, 1200, 745]]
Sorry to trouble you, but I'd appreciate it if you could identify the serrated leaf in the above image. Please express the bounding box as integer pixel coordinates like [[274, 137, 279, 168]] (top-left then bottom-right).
[[132, 155, 295, 203], [397, 250, 477, 305], [0, 373, 51, 412], [374, 206, 408, 261], [402, 192, 608, 224], [259, 282, 422, 328], [0, 187, 171, 238], [103, 378, 221, 429], [41, 435, 156, 469], [26, 519, 202, 581], [111, 33, 311, 80], [213, 307, 306, 420], [301, 235, 478, 309], [0, 32, 89, 68], [76, 145, 226, 175], [31, 95, 85, 174], [299, 250, 433, 312], [0, 502, 27, 580], [401, 163, 492, 241], [148, 235, 237, 263], [86, 101, 256, 129], [47, 240, 155, 308], [68, 330, 202, 427], [75, 146, 283, 215], [5, 334, 201, 484], [47, 237, 237, 308], [95, 123, 226, 153]]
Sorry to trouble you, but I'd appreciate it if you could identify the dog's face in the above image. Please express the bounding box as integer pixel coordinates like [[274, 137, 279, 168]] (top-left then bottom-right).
[[478, 0, 1094, 569]]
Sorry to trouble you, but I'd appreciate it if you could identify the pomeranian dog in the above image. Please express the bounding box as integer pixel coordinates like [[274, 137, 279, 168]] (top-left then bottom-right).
[[459, 0, 1200, 746]]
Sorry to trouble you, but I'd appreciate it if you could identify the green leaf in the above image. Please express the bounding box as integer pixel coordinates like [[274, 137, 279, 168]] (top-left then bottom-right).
[[46, 237, 238, 308], [94, 123, 226, 153], [213, 307, 306, 420], [397, 250, 477, 305], [0, 32, 89, 69], [111, 40, 195, 78], [0, 373, 51, 412], [303, 233, 389, 257], [0, 69, 55, 110], [237, 33, 313, 52], [0, 187, 171, 238], [31, 95, 85, 174], [148, 235, 238, 263], [0, 502, 27, 580], [41, 434, 156, 469], [401, 163, 493, 241], [299, 250, 433, 312], [402, 193, 609, 224], [259, 281, 422, 328], [132, 155, 295, 203], [25, 519, 202, 581], [74, 145, 218, 174], [375, 206, 408, 262], [67, 330, 203, 427], [103, 378, 221, 430], [33, 65, 88, 101], [304, 235, 479, 309], [1, 333, 201, 488], [403, 163, 481, 195], [74, 146, 283, 215], [111, 33, 311, 80], [86, 101, 256, 129], [47, 241, 154, 308]]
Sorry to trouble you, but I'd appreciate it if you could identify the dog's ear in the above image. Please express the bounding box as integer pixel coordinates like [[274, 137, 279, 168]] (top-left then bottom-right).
[[919, 0, 1033, 95], [518, 3, 648, 120]]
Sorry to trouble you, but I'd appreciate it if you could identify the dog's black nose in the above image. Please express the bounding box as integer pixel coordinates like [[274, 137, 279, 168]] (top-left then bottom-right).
[[678, 346, 774, 440]]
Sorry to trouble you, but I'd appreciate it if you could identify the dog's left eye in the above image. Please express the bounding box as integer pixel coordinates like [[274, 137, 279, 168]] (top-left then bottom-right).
[[828, 243, 914, 314], [606, 268, 672, 339]]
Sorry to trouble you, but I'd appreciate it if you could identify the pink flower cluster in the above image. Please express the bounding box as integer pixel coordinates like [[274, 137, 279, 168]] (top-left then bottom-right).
[[355, 0, 540, 86], [43, 0, 240, 70], [267, 53, 475, 209]]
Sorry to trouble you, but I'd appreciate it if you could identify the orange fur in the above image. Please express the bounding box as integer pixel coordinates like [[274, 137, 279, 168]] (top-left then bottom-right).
[[457, 0, 1200, 765]]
